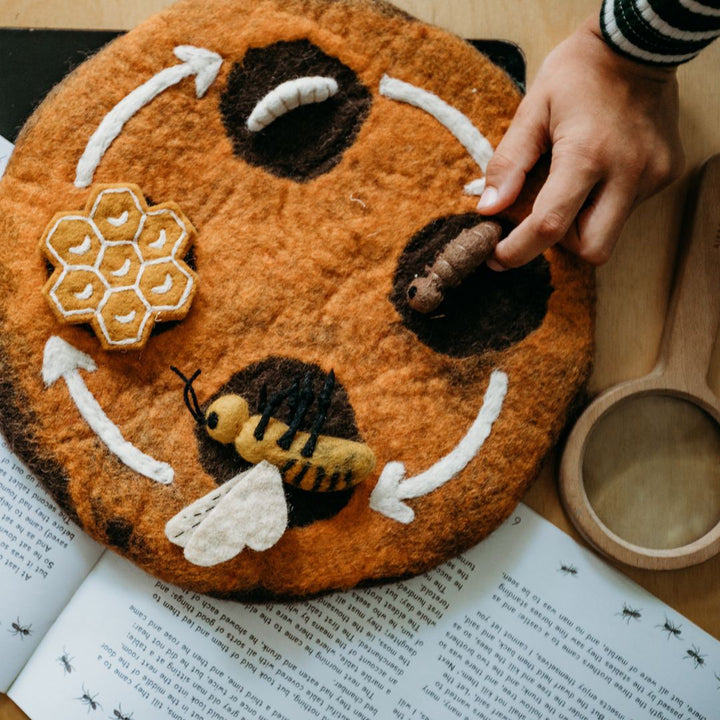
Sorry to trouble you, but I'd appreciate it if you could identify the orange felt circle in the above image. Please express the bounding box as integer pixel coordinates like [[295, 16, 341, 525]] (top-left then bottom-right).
[[0, 0, 593, 599]]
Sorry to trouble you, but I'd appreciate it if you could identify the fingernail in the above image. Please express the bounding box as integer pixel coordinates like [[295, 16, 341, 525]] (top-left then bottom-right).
[[476, 186, 498, 211], [486, 257, 506, 272]]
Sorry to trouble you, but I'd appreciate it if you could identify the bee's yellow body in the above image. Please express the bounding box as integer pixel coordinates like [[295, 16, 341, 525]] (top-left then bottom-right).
[[236, 416, 375, 492], [202, 392, 375, 492]]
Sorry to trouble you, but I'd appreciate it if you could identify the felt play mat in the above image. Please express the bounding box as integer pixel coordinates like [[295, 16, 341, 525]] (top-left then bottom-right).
[[0, 0, 594, 600]]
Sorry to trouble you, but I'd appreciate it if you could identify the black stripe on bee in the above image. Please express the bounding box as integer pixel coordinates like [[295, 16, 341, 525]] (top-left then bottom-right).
[[312, 467, 326, 491], [277, 459, 361, 492], [328, 471, 342, 491], [291, 463, 311, 487], [329, 469, 354, 491]]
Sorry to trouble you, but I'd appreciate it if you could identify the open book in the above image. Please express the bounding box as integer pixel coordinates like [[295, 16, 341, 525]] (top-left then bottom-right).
[[2, 134, 720, 720], [2, 426, 720, 719]]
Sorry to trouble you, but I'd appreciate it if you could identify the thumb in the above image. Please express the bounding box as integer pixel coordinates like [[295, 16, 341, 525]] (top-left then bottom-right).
[[477, 96, 548, 215]]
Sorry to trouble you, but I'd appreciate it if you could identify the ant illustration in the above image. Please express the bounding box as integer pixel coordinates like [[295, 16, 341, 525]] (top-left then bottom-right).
[[617, 604, 642, 624], [78, 685, 102, 713], [558, 563, 578, 576], [57, 647, 75, 674], [684, 646, 706, 669], [112, 704, 134, 720], [657, 617, 682, 640], [9, 618, 32, 638]]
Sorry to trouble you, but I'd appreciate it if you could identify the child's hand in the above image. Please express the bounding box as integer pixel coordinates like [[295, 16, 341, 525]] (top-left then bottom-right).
[[478, 15, 684, 270]]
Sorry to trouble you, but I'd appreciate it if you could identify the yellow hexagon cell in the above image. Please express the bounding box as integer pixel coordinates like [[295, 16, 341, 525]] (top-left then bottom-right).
[[90, 187, 144, 242], [97, 243, 142, 288], [96, 288, 151, 349], [46, 268, 107, 320], [137, 208, 189, 261], [138, 260, 196, 313], [40, 183, 199, 351], [43, 217, 103, 267]]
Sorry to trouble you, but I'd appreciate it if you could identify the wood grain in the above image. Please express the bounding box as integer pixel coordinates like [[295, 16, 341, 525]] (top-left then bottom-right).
[[0, 695, 27, 720], [0, 2, 719, 717]]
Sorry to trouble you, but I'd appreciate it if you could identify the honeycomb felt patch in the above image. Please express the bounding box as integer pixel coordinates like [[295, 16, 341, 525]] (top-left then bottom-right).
[[40, 184, 198, 350], [0, 0, 594, 600]]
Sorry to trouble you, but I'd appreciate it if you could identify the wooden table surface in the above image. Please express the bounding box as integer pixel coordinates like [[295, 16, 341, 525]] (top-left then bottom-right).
[[1, 1, 719, 718]]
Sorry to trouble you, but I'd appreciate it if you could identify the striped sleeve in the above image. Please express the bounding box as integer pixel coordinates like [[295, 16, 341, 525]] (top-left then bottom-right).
[[600, 0, 720, 65]]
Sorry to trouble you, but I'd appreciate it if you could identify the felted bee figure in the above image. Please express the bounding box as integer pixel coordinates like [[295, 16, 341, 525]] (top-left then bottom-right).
[[171, 367, 376, 492]]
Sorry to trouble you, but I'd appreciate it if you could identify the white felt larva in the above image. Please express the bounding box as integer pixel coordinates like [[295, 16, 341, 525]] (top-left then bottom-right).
[[246, 76, 339, 132]]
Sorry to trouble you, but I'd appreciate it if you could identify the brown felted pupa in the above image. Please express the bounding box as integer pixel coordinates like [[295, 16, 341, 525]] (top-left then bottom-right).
[[0, 0, 594, 599]]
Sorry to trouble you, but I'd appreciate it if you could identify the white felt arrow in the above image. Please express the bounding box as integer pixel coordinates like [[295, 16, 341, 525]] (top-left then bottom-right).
[[42, 336, 174, 484], [379, 74, 494, 195], [370, 370, 508, 523], [74, 45, 223, 188]]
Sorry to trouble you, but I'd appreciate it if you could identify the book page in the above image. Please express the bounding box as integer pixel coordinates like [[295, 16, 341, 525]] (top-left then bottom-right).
[[0, 433, 104, 691], [0, 135, 12, 177], [9, 504, 719, 720]]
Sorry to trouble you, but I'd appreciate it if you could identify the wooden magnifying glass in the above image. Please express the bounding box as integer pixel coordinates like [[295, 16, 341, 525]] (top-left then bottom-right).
[[560, 155, 720, 570]]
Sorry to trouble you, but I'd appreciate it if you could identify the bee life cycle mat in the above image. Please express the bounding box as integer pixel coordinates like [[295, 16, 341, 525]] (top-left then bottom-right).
[[0, 0, 593, 600]]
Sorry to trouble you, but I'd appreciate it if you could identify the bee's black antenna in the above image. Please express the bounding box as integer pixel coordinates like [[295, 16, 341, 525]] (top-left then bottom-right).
[[170, 366, 205, 425]]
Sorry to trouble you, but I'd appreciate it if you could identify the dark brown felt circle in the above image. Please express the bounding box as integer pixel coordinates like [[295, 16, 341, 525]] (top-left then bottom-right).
[[190, 357, 360, 527], [219, 40, 373, 181], [390, 214, 553, 357]]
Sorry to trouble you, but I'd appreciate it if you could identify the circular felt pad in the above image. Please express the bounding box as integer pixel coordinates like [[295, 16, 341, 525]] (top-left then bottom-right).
[[0, 0, 593, 599]]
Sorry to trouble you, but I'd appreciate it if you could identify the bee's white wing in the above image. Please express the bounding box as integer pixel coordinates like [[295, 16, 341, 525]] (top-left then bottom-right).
[[182, 460, 288, 566], [165, 469, 248, 548]]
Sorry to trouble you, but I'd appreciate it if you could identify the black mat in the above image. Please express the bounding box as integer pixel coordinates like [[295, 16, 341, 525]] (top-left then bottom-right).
[[0, 29, 524, 142]]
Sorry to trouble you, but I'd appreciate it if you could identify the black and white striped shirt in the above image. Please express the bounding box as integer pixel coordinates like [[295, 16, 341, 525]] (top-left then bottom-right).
[[600, 0, 720, 64]]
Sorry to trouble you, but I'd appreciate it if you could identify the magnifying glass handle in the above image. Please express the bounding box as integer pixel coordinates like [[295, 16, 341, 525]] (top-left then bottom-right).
[[656, 154, 720, 398]]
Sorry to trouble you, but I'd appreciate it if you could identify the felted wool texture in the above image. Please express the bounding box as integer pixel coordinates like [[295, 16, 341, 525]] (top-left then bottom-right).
[[195, 357, 361, 528], [0, 0, 594, 600], [234, 417, 375, 491], [40, 184, 198, 351], [391, 213, 553, 357], [220, 39, 373, 180], [172, 461, 289, 565]]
